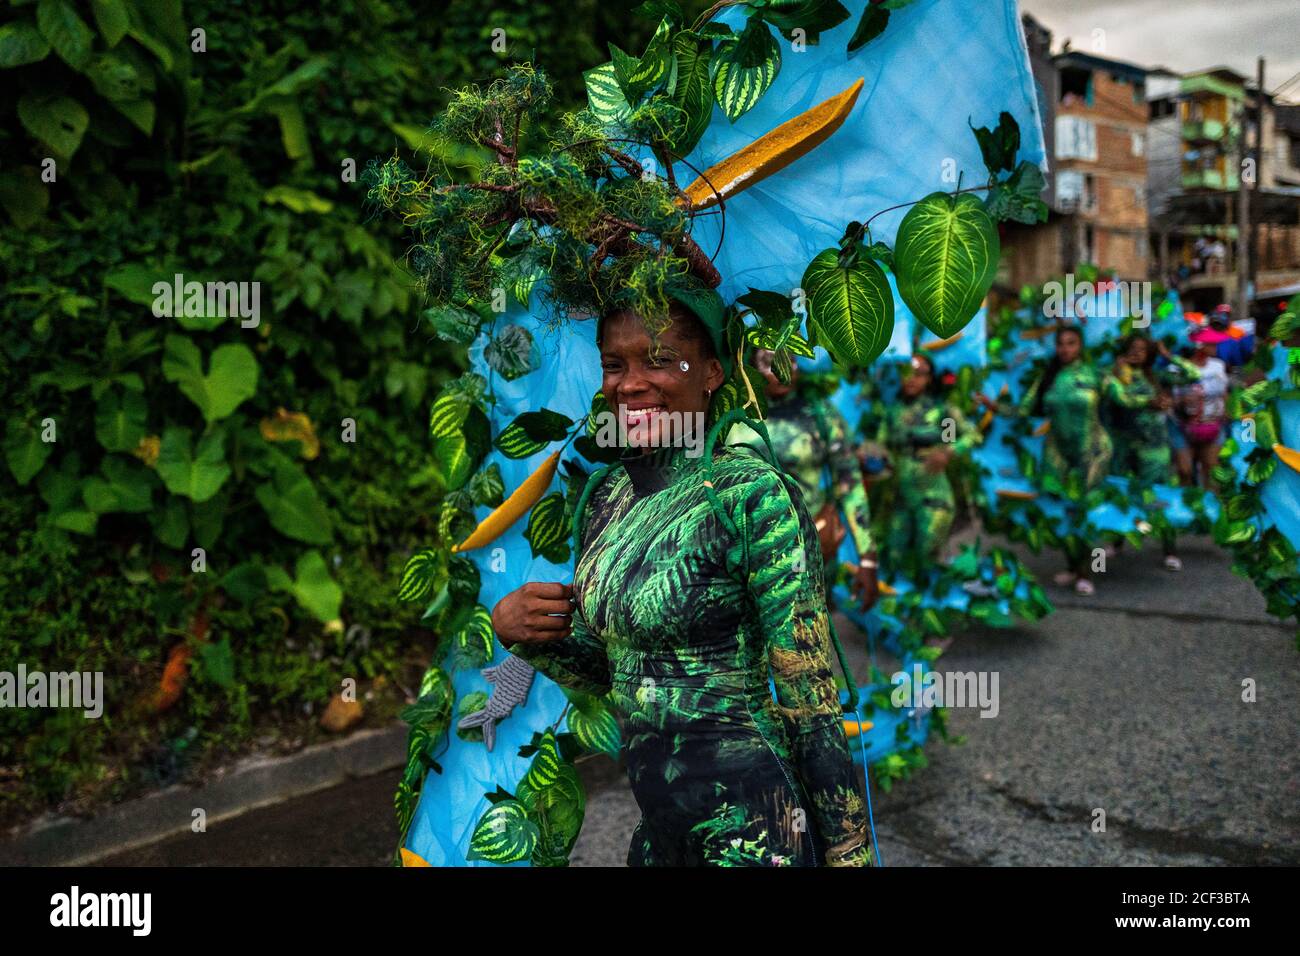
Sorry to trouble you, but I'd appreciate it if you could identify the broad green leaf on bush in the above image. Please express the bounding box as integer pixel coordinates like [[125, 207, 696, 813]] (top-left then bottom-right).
[[109, 96, 155, 135], [0, 20, 51, 67], [760, 0, 852, 43], [82, 455, 156, 514], [713, 17, 779, 122], [264, 184, 333, 214], [448, 604, 494, 671], [466, 800, 538, 864], [525, 492, 570, 563], [971, 110, 1021, 177], [484, 324, 537, 381], [36, 0, 94, 70], [219, 561, 267, 605], [149, 495, 188, 548], [5, 420, 54, 485], [86, 51, 143, 101], [90, 0, 130, 47], [162, 335, 258, 422], [801, 248, 894, 366], [583, 62, 631, 124], [154, 426, 231, 503], [429, 395, 490, 491], [666, 30, 713, 155], [0, 166, 49, 228], [197, 635, 236, 689], [265, 98, 311, 160], [265, 549, 342, 622], [894, 192, 999, 339], [525, 729, 563, 790], [467, 462, 504, 507], [104, 262, 165, 305], [17, 93, 89, 158], [94, 388, 147, 451], [254, 463, 333, 545]]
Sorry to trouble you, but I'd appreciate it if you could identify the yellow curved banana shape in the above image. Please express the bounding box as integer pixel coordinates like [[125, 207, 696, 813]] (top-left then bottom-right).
[[1274, 443, 1300, 473], [996, 488, 1038, 501], [921, 331, 964, 352], [681, 78, 865, 212], [842, 719, 874, 738], [452, 450, 562, 553], [400, 848, 431, 867]]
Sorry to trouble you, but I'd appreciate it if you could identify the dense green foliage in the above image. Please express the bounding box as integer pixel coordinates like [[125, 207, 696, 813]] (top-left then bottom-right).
[[0, 0, 669, 826]]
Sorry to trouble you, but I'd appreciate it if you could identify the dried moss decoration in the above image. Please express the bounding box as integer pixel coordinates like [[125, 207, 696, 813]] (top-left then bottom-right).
[[365, 63, 718, 337]]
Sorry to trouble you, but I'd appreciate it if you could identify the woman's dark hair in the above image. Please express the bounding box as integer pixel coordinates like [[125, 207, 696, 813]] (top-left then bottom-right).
[[596, 301, 718, 364], [1032, 325, 1084, 417], [1117, 332, 1156, 378], [903, 352, 941, 398]]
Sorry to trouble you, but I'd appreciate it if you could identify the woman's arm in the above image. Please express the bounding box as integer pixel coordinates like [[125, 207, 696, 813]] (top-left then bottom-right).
[[740, 469, 871, 867], [496, 582, 612, 697]]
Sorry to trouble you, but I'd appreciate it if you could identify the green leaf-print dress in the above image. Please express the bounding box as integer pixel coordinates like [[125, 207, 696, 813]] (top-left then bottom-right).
[[507, 442, 871, 866]]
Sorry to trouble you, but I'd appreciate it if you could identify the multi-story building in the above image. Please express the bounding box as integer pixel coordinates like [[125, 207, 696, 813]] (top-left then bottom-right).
[[1148, 68, 1300, 312], [1000, 17, 1150, 290]]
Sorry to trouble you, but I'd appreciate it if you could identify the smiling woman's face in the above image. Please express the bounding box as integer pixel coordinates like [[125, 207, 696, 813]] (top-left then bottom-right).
[[599, 309, 725, 449]]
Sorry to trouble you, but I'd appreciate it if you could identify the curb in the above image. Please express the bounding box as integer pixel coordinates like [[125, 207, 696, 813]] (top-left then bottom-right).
[[1, 723, 408, 866]]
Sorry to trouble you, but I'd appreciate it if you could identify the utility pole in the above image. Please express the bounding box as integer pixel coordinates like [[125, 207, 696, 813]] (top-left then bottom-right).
[[1236, 58, 1264, 322], [1249, 57, 1265, 315]]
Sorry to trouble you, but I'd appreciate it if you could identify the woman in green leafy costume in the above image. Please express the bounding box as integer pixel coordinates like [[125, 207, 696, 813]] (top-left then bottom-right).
[[493, 301, 871, 867], [1100, 333, 1200, 571], [872, 353, 980, 579], [727, 348, 879, 609], [979, 326, 1111, 595]]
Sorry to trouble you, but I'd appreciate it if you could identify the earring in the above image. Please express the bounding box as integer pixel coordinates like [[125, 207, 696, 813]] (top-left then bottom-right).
[[679, 360, 690, 372]]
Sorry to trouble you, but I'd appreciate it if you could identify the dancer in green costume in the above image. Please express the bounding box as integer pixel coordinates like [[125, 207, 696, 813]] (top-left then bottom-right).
[[979, 326, 1111, 595], [727, 349, 879, 609], [873, 354, 981, 578], [1100, 333, 1200, 571], [493, 303, 870, 867]]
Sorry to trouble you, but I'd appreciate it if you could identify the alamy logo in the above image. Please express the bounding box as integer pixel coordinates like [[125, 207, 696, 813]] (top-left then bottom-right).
[[890, 663, 999, 718], [50, 886, 151, 936], [0, 665, 103, 718], [1042, 274, 1152, 328], [152, 272, 261, 328], [593, 407, 708, 457]]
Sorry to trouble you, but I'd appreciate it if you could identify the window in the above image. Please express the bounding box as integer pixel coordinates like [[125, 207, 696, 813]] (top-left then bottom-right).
[[1131, 131, 1146, 156], [1056, 116, 1098, 161]]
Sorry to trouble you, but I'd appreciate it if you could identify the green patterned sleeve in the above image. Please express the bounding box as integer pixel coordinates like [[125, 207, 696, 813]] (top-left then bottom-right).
[[1158, 355, 1201, 387], [739, 469, 871, 866], [947, 404, 982, 456], [1102, 371, 1150, 409], [503, 482, 612, 697], [504, 599, 611, 697], [819, 401, 874, 555]]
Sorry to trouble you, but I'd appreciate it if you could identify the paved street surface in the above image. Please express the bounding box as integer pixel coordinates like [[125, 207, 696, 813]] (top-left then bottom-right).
[[100, 535, 1300, 866]]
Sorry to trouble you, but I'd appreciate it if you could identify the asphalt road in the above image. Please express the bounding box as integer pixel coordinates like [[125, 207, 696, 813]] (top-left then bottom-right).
[[99, 535, 1300, 866]]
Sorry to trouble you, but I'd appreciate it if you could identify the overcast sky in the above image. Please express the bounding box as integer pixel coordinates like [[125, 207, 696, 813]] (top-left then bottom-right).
[[1021, 0, 1300, 101]]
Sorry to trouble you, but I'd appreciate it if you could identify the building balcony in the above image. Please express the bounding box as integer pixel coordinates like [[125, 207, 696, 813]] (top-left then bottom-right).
[[1182, 168, 1239, 190], [1182, 119, 1227, 142]]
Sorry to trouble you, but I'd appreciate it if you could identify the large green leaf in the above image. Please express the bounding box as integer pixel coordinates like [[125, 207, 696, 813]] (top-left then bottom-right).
[[253, 463, 333, 544], [583, 62, 631, 124], [466, 800, 538, 864], [801, 248, 894, 366], [90, 0, 130, 47], [0, 19, 52, 67], [36, 0, 94, 70], [667, 30, 713, 156], [894, 192, 1000, 339], [81, 455, 156, 514], [525, 492, 570, 563], [94, 388, 147, 451], [161, 335, 258, 423], [154, 426, 231, 503], [712, 18, 780, 122], [17, 93, 89, 158], [4, 420, 54, 485], [265, 549, 342, 622]]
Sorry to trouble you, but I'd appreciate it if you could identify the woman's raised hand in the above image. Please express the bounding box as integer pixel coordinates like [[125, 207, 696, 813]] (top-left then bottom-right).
[[492, 582, 575, 646]]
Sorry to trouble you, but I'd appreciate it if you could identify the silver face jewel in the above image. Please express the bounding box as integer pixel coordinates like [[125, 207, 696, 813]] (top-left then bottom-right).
[[679, 360, 690, 372]]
